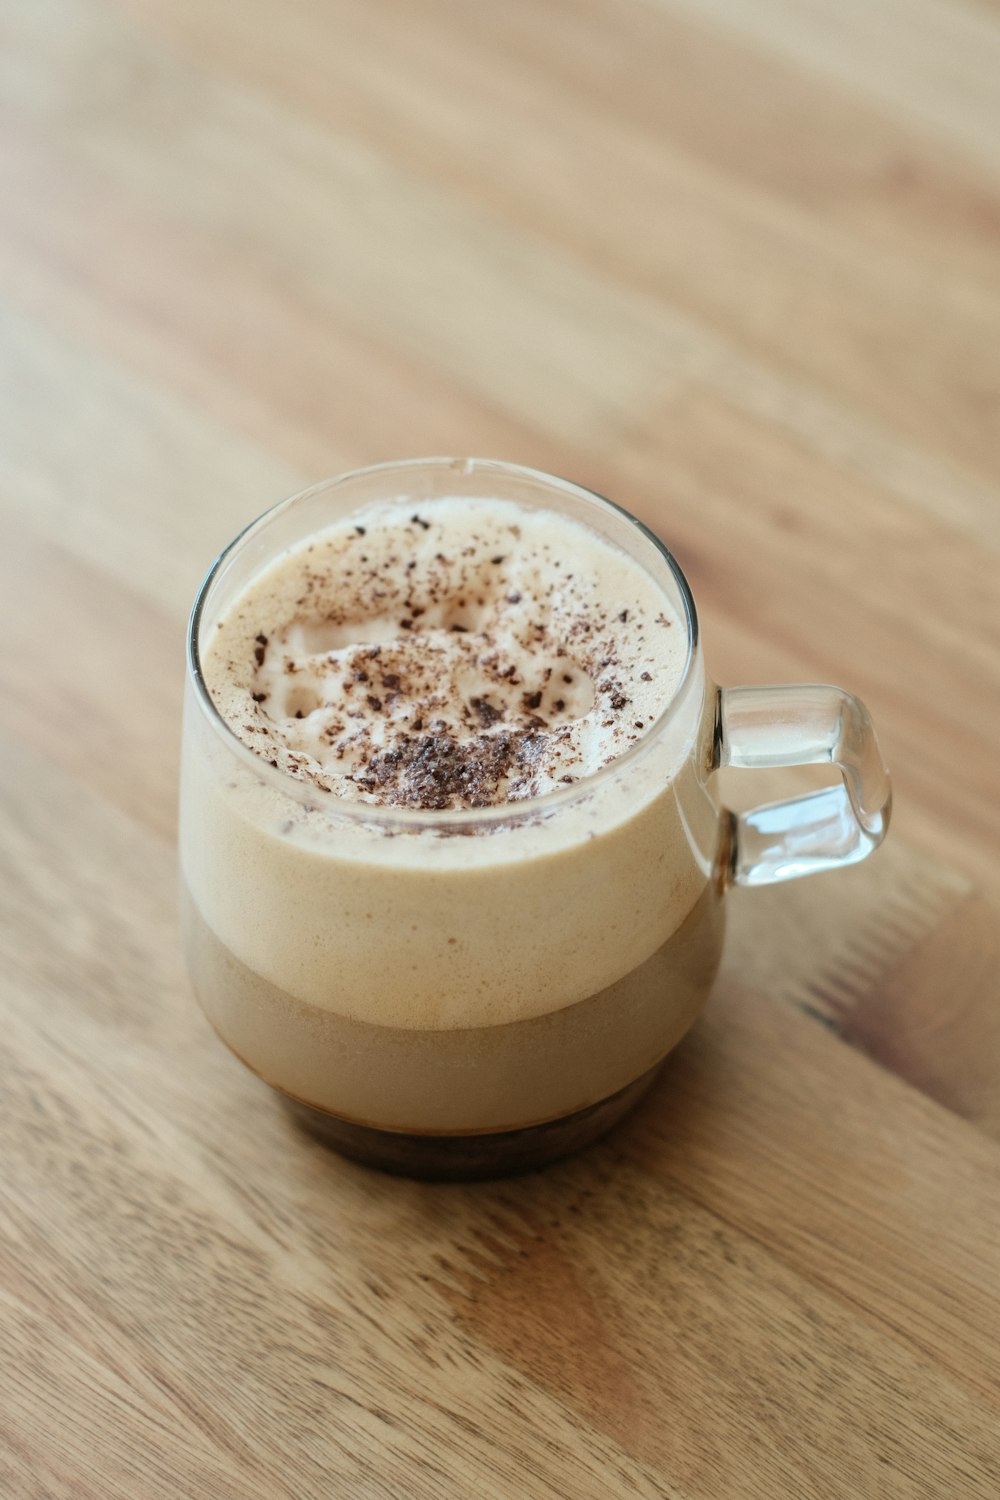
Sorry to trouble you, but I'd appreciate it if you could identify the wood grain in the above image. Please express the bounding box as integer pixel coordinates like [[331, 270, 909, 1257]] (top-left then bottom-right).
[[1, 0, 998, 1495]]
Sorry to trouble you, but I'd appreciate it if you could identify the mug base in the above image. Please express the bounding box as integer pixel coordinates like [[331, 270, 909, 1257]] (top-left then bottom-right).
[[279, 1066, 661, 1181]]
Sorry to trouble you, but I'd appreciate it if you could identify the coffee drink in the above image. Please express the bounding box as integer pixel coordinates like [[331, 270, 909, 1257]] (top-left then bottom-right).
[[181, 465, 728, 1176]]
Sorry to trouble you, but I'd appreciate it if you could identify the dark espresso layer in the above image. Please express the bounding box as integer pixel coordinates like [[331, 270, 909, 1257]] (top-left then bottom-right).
[[182, 879, 724, 1136], [281, 1070, 662, 1180]]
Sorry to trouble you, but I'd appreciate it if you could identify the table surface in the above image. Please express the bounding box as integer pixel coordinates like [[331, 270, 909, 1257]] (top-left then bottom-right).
[[2, 2, 999, 1496]]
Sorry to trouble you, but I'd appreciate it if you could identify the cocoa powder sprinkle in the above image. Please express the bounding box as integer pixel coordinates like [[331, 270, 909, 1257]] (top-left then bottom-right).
[[213, 500, 680, 811]]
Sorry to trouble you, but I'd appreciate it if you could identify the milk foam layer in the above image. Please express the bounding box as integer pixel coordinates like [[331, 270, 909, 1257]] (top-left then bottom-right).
[[183, 485, 723, 1031], [204, 499, 685, 808]]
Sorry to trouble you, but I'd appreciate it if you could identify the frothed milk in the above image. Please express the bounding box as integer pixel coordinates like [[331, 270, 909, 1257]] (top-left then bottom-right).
[[206, 499, 685, 809], [181, 479, 727, 1172]]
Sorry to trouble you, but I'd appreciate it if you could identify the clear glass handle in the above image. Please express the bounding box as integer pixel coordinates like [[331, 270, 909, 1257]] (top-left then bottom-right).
[[715, 685, 891, 887]]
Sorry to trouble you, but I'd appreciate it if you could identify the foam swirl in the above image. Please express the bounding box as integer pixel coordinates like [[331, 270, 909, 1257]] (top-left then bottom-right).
[[204, 498, 684, 809]]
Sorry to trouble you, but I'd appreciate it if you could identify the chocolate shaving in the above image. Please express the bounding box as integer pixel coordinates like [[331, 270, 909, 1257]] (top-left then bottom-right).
[[470, 696, 503, 726], [356, 730, 545, 810]]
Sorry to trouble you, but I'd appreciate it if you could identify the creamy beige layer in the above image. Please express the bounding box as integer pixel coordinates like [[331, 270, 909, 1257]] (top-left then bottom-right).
[[183, 490, 722, 1035], [180, 707, 721, 1029], [183, 878, 724, 1134]]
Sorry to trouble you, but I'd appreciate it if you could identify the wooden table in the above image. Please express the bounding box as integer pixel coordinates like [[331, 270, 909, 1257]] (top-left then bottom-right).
[[2, 2, 998, 1495]]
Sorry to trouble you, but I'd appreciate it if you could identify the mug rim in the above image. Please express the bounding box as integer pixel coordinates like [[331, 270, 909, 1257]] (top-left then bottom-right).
[[186, 457, 701, 830]]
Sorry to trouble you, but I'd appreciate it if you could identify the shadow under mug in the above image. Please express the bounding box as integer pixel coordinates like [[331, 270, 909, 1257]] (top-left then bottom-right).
[[180, 459, 891, 1179]]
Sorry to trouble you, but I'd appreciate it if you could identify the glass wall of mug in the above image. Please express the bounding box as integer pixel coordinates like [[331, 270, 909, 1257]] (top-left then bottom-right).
[[180, 461, 727, 1178]]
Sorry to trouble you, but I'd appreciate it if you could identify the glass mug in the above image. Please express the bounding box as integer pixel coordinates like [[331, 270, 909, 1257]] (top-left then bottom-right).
[[180, 459, 890, 1178]]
